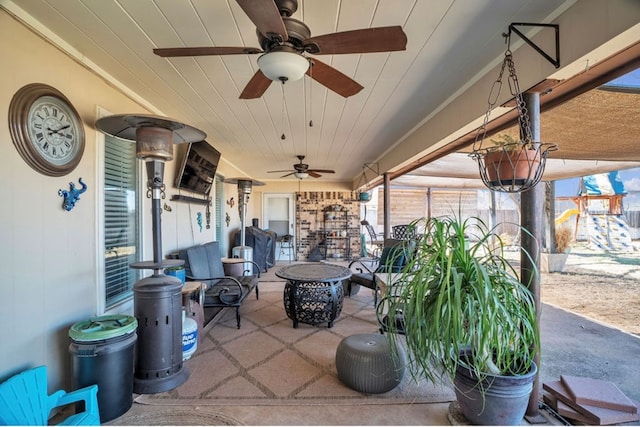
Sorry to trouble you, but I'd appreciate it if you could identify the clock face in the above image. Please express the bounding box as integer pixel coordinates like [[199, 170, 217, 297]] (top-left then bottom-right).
[[27, 95, 82, 166], [8, 83, 85, 176]]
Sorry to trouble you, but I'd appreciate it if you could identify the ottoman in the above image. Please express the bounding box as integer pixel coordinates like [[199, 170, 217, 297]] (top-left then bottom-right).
[[335, 333, 406, 394]]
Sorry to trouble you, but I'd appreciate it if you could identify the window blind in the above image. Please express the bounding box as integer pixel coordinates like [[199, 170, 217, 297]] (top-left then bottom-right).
[[104, 136, 140, 307]]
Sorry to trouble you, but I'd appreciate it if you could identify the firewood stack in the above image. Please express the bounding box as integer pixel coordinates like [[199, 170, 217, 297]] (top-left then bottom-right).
[[543, 375, 640, 425]]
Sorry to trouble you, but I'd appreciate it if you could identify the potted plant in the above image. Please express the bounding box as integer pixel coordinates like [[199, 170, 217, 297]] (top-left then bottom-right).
[[164, 265, 186, 283], [483, 134, 541, 187], [385, 214, 539, 425], [541, 224, 574, 272]]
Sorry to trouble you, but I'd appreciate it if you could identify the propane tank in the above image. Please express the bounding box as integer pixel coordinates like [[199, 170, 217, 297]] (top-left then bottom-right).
[[182, 309, 198, 360]]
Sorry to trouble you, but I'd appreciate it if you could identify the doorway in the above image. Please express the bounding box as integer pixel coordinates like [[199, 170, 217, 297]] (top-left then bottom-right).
[[263, 193, 296, 261]]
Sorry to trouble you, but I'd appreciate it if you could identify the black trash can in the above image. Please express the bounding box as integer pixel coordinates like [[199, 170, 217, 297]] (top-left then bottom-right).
[[69, 314, 137, 423]]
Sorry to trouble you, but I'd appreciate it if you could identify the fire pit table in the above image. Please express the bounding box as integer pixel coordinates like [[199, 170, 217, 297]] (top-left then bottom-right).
[[276, 263, 351, 328]]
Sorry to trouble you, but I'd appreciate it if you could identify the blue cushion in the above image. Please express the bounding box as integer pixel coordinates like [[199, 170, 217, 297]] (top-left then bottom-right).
[[378, 239, 414, 273], [203, 242, 226, 277], [179, 243, 225, 287]]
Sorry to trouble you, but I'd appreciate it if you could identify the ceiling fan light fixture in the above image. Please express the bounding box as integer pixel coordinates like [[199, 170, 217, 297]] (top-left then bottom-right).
[[257, 51, 309, 82], [294, 171, 309, 179]]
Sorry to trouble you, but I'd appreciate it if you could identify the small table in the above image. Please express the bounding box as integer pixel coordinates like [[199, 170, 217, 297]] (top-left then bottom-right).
[[221, 257, 246, 276], [276, 263, 351, 328]]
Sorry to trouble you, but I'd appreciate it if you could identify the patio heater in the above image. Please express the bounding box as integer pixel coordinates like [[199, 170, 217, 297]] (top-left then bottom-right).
[[95, 114, 205, 394], [224, 177, 265, 272]]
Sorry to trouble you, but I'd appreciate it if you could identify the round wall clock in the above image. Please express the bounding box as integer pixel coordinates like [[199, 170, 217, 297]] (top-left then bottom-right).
[[8, 83, 85, 177]]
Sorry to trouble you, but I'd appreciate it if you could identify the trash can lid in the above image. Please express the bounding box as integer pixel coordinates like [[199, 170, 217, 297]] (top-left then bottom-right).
[[69, 314, 137, 341]]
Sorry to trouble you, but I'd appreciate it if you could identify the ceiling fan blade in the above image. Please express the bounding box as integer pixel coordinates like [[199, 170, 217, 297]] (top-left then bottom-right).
[[153, 46, 262, 57], [267, 169, 295, 173], [308, 171, 322, 178], [240, 70, 273, 99], [237, 0, 288, 42], [307, 58, 363, 97], [308, 169, 335, 174], [280, 172, 296, 178], [304, 26, 407, 55]]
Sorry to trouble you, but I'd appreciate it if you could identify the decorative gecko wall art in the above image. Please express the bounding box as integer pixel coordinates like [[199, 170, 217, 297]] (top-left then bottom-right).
[[58, 178, 87, 211]]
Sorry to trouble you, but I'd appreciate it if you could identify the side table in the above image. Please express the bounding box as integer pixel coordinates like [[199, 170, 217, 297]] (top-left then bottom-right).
[[221, 257, 246, 276], [276, 263, 351, 328]]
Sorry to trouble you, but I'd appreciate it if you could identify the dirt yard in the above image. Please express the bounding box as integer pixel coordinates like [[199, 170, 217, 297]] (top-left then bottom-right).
[[539, 243, 640, 336]]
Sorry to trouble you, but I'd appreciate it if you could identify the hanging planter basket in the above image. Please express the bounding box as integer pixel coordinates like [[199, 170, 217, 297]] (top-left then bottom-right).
[[357, 191, 371, 202], [355, 163, 378, 202], [469, 36, 557, 193], [471, 141, 554, 192]]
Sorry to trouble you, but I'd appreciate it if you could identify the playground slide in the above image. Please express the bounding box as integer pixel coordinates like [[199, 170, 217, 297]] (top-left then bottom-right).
[[555, 209, 580, 226], [588, 214, 633, 251]]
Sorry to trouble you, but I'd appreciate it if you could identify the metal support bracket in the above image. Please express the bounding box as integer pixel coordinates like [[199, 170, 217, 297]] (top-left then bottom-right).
[[363, 162, 379, 178], [506, 23, 560, 68], [170, 194, 211, 206]]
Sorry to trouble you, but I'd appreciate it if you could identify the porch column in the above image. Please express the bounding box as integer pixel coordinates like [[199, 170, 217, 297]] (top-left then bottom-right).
[[548, 181, 557, 252], [383, 172, 391, 239], [521, 91, 543, 420]]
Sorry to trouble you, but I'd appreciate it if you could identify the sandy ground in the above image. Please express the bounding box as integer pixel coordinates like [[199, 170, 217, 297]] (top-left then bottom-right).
[[538, 242, 640, 336]]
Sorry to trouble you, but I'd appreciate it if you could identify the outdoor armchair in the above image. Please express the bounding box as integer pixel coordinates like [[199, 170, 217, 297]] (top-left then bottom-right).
[[178, 241, 260, 329], [360, 220, 384, 258], [345, 238, 415, 306], [0, 365, 100, 425]]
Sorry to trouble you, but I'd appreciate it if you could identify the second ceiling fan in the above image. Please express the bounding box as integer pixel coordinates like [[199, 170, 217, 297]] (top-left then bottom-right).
[[153, 0, 407, 99], [268, 155, 335, 178]]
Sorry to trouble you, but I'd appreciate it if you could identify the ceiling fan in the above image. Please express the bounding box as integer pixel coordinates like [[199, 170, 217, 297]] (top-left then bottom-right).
[[153, 0, 407, 99], [268, 155, 335, 179]]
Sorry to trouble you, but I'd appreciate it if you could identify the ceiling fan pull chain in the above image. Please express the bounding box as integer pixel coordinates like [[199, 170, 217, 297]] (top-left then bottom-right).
[[308, 61, 313, 127], [281, 80, 286, 140]]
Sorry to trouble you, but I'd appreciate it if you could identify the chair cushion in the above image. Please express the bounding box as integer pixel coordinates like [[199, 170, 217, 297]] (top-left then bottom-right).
[[348, 239, 415, 292], [203, 242, 226, 274], [179, 242, 226, 287], [350, 272, 375, 290], [378, 239, 414, 272]]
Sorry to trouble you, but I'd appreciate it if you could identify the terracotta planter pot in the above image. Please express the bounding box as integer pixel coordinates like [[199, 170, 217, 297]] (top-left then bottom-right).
[[484, 148, 541, 186]]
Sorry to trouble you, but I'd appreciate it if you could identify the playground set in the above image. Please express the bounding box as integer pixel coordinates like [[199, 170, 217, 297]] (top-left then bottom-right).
[[556, 172, 634, 251]]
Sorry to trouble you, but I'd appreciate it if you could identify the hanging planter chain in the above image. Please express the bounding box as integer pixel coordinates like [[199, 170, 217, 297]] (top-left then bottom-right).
[[470, 24, 559, 193]]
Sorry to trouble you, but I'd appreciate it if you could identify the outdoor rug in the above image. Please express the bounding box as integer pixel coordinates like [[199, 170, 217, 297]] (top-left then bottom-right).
[[136, 280, 455, 406]]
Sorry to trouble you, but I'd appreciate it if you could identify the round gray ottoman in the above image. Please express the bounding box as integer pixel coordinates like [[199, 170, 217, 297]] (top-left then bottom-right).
[[335, 333, 406, 394]]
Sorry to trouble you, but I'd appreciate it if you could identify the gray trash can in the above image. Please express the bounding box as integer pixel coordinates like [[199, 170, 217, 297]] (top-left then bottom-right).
[[69, 314, 137, 422]]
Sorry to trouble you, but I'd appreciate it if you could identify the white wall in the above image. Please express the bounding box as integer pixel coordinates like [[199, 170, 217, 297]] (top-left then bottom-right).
[[0, 10, 153, 388]]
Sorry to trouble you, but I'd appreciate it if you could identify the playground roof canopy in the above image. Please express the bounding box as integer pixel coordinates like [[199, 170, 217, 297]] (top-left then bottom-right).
[[582, 172, 627, 196]]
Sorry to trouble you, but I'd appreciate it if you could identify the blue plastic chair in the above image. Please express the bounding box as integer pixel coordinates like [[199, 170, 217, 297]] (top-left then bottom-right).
[[0, 365, 100, 425]]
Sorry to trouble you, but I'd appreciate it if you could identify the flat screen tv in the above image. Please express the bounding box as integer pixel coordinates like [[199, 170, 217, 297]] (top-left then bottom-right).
[[174, 141, 221, 196]]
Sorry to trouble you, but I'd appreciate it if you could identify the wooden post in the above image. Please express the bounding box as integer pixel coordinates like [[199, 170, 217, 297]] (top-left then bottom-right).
[[522, 92, 544, 422], [383, 172, 391, 239]]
